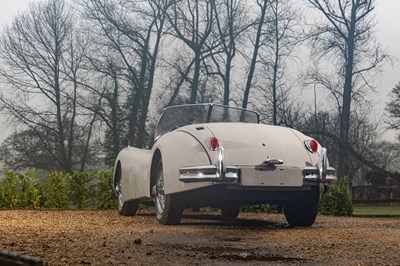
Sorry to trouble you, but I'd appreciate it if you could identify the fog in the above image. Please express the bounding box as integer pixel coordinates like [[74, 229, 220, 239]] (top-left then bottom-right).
[[0, 0, 399, 142]]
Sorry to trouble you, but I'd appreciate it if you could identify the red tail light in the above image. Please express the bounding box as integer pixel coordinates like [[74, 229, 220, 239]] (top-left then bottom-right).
[[209, 137, 219, 150], [304, 139, 318, 153], [310, 140, 318, 152]]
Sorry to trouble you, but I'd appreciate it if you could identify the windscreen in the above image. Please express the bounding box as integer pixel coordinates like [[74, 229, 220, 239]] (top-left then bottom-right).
[[155, 104, 259, 138], [209, 105, 259, 123], [155, 105, 209, 137]]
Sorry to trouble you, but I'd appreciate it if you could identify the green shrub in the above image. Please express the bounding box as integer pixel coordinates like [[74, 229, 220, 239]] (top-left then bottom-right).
[[320, 177, 353, 216], [19, 170, 43, 208], [94, 170, 116, 209], [43, 172, 70, 208], [0, 171, 22, 208], [0, 170, 43, 208], [0, 170, 120, 210], [69, 172, 96, 208]]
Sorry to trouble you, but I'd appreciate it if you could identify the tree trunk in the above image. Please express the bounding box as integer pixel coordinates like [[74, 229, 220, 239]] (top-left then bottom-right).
[[136, 14, 166, 148], [338, 4, 357, 179], [128, 93, 141, 146], [242, 0, 268, 109], [223, 56, 232, 106], [272, 2, 279, 125], [190, 51, 201, 104]]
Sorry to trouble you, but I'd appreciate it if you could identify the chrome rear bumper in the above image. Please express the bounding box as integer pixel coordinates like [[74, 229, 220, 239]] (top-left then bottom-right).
[[302, 166, 336, 182], [179, 165, 240, 183], [303, 148, 337, 182], [179, 146, 240, 183], [178, 146, 336, 184]]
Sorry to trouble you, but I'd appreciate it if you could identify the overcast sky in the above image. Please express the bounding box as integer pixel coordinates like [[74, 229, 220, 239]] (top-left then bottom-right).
[[0, 0, 399, 141]]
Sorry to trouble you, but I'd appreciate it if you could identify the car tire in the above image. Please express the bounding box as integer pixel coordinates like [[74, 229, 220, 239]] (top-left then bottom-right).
[[284, 186, 320, 227], [155, 160, 184, 225], [221, 202, 240, 219], [115, 166, 139, 216]]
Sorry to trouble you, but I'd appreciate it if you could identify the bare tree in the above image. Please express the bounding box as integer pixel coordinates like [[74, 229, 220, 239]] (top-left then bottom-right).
[[95, 66, 125, 167], [161, 56, 197, 106], [0, 0, 90, 173], [205, 0, 249, 105], [254, 0, 301, 125], [307, 0, 388, 178], [166, 0, 215, 104], [77, 49, 127, 167], [242, 0, 270, 109], [61, 23, 101, 172], [301, 108, 392, 179], [371, 138, 400, 174], [386, 83, 400, 131], [80, 0, 170, 148]]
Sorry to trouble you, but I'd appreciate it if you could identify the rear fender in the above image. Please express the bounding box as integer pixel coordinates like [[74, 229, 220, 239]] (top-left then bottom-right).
[[153, 131, 215, 194]]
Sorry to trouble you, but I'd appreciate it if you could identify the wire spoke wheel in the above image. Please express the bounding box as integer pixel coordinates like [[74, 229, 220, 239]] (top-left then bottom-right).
[[155, 160, 184, 225], [155, 166, 166, 218], [116, 183, 124, 213]]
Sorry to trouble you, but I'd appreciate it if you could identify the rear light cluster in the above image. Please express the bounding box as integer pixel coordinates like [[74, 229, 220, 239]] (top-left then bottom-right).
[[304, 139, 318, 153], [209, 137, 219, 151]]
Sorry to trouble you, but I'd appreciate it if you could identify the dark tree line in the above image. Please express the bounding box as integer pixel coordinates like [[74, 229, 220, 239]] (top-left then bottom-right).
[[0, 0, 396, 183]]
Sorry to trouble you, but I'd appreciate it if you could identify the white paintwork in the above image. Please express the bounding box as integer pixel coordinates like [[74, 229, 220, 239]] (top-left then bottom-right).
[[204, 123, 318, 166], [154, 130, 215, 194], [115, 147, 153, 201], [114, 121, 327, 202]]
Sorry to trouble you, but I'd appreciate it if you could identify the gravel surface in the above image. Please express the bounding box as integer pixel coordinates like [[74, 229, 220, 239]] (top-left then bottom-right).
[[0, 209, 399, 265]]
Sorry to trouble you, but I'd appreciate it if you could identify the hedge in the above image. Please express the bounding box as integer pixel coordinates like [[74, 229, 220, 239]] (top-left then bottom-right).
[[0, 170, 116, 209]]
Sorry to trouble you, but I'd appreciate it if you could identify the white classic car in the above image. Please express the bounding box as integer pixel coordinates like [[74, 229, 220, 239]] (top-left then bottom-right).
[[113, 104, 336, 226]]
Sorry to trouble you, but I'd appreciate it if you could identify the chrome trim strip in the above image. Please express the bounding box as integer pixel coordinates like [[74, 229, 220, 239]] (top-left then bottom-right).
[[303, 166, 336, 182], [303, 147, 337, 182], [179, 144, 240, 183], [179, 164, 239, 183], [264, 157, 283, 165], [318, 148, 328, 181], [216, 145, 225, 181]]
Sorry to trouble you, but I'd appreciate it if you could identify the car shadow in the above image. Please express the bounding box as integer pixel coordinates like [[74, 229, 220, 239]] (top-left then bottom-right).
[[135, 209, 290, 229], [179, 213, 289, 229]]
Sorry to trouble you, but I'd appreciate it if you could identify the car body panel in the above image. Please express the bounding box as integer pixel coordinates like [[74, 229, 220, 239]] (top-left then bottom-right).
[[115, 147, 153, 201], [203, 123, 316, 166], [114, 103, 336, 207], [153, 130, 215, 194], [175, 123, 323, 188]]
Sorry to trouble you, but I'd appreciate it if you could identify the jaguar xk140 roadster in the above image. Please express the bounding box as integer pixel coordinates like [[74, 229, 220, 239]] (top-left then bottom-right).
[[113, 104, 336, 226]]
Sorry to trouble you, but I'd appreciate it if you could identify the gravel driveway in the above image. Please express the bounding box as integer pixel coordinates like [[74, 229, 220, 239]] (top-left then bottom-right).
[[0, 209, 399, 265]]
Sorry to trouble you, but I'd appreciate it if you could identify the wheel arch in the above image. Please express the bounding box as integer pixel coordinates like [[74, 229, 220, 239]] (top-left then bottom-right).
[[150, 149, 162, 197], [114, 160, 122, 188], [150, 131, 215, 195]]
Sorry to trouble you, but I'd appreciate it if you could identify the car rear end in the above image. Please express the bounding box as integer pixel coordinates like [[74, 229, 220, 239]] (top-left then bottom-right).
[[176, 122, 336, 226], [179, 123, 336, 189]]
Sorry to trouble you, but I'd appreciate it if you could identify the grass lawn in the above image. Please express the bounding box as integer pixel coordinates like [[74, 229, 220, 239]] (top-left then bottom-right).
[[353, 204, 400, 217]]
